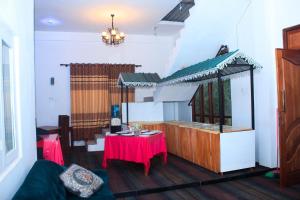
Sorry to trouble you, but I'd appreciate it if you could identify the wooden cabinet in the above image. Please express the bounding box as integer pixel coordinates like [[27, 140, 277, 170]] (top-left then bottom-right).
[[141, 124, 153, 130], [165, 124, 178, 155], [169, 124, 220, 172], [139, 122, 254, 173], [142, 123, 165, 133], [190, 128, 212, 170], [141, 122, 221, 172], [177, 126, 192, 161], [210, 133, 220, 173]]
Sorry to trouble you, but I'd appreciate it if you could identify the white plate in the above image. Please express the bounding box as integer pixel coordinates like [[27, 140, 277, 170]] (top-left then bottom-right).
[[116, 130, 131, 134], [141, 130, 161, 135], [120, 133, 134, 136], [107, 134, 118, 136]]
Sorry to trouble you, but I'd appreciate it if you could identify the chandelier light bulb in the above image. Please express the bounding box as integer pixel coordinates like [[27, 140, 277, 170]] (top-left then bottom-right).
[[102, 31, 107, 36], [111, 29, 117, 35]]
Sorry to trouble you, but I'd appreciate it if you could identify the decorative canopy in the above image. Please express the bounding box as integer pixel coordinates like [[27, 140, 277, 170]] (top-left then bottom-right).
[[118, 72, 161, 88], [159, 50, 262, 86]]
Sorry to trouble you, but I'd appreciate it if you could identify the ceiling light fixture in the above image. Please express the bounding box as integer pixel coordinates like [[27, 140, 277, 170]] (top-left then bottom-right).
[[101, 14, 125, 46], [40, 17, 61, 26]]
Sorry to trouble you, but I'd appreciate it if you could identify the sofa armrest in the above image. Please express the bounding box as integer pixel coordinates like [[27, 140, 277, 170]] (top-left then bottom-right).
[[13, 160, 66, 200]]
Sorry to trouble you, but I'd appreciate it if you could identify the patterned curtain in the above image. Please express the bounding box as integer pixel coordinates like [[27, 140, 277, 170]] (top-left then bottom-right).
[[109, 64, 135, 110], [70, 63, 135, 140]]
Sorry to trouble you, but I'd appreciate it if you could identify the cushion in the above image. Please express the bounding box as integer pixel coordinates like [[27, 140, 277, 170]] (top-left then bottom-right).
[[12, 160, 66, 200], [67, 169, 116, 200], [60, 164, 103, 198]]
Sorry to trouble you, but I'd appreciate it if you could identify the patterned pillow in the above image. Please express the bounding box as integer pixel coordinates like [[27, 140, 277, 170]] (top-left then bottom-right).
[[59, 164, 104, 198]]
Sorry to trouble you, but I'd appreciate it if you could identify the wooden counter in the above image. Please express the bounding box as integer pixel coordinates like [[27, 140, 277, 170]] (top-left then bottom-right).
[[135, 121, 255, 173]]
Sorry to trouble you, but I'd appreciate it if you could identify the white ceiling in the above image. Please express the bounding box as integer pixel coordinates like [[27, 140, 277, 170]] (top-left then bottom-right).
[[34, 0, 183, 35]]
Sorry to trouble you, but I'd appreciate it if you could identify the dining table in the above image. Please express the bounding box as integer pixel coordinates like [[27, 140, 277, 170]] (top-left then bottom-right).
[[37, 133, 64, 166], [102, 131, 167, 175]]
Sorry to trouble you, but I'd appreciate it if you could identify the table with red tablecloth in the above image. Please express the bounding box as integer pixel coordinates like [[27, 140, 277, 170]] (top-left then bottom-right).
[[102, 132, 167, 175], [37, 134, 64, 166]]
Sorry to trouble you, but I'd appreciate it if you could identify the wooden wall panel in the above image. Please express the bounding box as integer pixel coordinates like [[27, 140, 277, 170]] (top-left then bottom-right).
[[157, 124, 166, 133], [190, 129, 198, 164], [141, 124, 153, 130], [139, 122, 221, 173], [173, 125, 179, 155], [165, 124, 178, 155], [191, 129, 212, 170], [164, 124, 172, 154], [287, 32, 300, 49], [210, 133, 221, 173], [283, 25, 300, 49], [178, 127, 192, 160]]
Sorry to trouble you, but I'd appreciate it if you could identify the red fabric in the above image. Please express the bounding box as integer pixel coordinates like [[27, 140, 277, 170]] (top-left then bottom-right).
[[102, 132, 167, 174], [37, 134, 64, 166], [37, 140, 43, 148]]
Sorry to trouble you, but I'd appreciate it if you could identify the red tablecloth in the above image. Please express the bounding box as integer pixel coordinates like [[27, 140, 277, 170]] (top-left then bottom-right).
[[37, 134, 64, 166], [102, 132, 167, 175]]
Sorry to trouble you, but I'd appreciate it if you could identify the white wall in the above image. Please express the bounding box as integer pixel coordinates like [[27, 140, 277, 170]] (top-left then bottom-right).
[[269, 0, 300, 48], [154, 84, 198, 102], [121, 101, 192, 123], [35, 31, 174, 126], [231, 72, 252, 129], [163, 101, 192, 122], [0, 1, 36, 199], [224, 0, 279, 167], [155, 84, 195, 123], [229, 0, 300, 168], [177, 101, 192, 122], [163, 102, 177, 121], [122, 102, 164, 122], [166, 0, 300, 168], [165, 0, 249, 74]]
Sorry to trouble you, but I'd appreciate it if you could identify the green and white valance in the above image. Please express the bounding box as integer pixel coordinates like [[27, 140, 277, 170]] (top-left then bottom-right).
[[118, 72, 161, 88], [159, 50, 262, 86]]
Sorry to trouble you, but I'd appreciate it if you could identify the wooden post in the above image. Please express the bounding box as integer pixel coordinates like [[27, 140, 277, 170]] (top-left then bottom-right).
[[126, 86, 129, 125], [250, 65, 255, 129], [200, 85, 204, 122], [120, 82, 123, 124], [218, 70, 224, 133], [208, 83, 214, 123]]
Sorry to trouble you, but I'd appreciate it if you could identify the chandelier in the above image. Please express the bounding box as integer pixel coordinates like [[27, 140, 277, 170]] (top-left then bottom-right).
[[101, 14, 125, 45]]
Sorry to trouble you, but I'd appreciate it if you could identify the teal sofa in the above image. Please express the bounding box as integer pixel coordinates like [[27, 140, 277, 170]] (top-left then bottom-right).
[[13, 160, 115, 200]]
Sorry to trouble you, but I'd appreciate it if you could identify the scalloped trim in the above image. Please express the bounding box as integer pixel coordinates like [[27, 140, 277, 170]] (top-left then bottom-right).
[[118, 73, 158, 88], [118, 82, 157, 88], [159, 51, 262, 86]]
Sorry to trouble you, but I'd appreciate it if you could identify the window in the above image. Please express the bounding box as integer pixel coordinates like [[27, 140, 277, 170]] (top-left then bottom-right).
[[192, 80, 232, 125], [0, 26, 19, 172], [2, 41, 15, 153]]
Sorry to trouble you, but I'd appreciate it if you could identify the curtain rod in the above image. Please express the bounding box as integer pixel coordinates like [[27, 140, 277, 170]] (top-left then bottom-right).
[[60, 64, 142, 67]]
